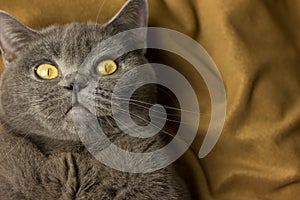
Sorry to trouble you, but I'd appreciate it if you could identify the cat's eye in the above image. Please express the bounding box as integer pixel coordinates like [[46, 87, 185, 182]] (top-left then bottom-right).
[[96, 60, 118, 76], [35, 64, 59, 80]]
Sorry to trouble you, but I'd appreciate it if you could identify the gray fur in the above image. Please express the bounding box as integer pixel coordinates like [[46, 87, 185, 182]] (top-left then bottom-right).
[[0, 0, 190, 199]]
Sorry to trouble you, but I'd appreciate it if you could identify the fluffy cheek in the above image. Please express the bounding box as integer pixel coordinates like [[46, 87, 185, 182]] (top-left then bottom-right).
[[0, 87, 44, 134], [26, 87, 75, 134], [0, 73, 74, 137]]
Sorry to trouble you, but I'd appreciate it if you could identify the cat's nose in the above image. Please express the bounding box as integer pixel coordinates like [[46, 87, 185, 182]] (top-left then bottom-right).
[[63, 82, 87, 91], [73, 73, 89, 92], [61, 72, 89, 92], [61, 73, 76, 91], [74, 82, 83, 91], [64, 83, 74, 91]]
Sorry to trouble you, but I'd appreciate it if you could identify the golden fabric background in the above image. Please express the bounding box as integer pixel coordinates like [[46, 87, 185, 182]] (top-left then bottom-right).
[[1, 0, 300, 199]]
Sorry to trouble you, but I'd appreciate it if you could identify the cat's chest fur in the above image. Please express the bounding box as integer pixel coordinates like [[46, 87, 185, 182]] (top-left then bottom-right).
[[35, 152, 126, 199], [0, 131, 110, 199], [0, 131, 185, 200]]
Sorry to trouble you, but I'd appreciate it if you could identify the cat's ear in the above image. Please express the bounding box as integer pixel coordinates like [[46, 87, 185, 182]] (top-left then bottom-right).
[[0, 11, 37, 65], [105, 0, 148, 34]]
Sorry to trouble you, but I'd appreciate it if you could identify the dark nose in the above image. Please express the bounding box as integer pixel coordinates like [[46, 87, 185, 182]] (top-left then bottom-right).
[[73, 72, 89, 92], [62, 72, 89, 92], [62, 73, 76, 91], [64, 83, 74, 91], [74, 82, 88, 92]]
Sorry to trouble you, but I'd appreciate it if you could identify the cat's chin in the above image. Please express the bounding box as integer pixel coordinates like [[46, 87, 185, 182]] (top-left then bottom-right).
[[63, 104, 98, 139]]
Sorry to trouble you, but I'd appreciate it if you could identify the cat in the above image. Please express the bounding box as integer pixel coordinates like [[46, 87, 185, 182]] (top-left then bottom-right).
[[0, 0, 190, 199]]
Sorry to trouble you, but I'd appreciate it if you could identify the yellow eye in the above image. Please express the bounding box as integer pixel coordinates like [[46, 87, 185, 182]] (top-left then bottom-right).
[[36, 64, 59, 80], [96, 60, 118, 76]]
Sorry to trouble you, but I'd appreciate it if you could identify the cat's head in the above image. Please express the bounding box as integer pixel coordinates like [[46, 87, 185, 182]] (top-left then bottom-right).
[[0, 0, 155, 141]]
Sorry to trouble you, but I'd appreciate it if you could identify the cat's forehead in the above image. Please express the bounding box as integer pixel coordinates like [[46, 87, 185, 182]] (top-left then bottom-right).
[[43, 23, 106, 40], [41, 23, 107, 56], [36, 23, 109, 73]]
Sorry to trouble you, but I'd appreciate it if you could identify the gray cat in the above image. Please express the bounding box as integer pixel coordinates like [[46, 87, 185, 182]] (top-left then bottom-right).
[[0, 0, 190, 199]]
